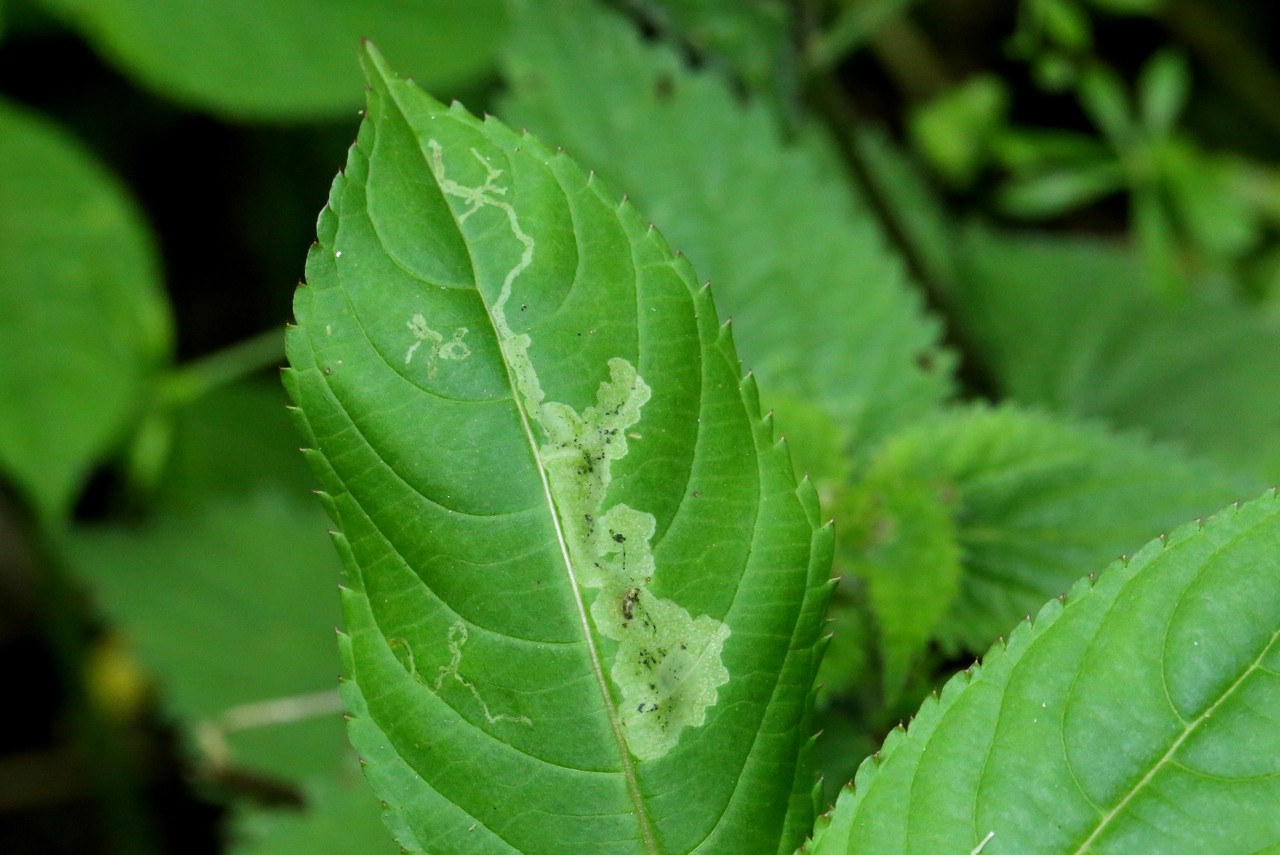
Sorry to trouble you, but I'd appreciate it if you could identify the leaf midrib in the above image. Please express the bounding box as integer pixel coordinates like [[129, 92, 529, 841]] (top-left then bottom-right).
[[373, 63, 660, 853], [1070, 624, 1280, 853]]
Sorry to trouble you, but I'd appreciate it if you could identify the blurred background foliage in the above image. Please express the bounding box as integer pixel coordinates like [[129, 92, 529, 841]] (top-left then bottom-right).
[[0, 0, 1276, 851]]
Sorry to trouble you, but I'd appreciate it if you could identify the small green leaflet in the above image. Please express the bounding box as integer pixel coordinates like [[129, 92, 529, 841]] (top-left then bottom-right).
[[284, 44, 832, 854]]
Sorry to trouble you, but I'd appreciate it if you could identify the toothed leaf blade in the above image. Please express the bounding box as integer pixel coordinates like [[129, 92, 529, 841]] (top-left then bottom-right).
[[284, 45, 831, 854], [855, 404, 1257, 653], [808, 491, 1280, 854], [953, 228, 1280, 481]]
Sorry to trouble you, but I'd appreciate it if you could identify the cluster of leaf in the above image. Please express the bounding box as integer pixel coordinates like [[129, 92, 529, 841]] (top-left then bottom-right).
[[2, 0, 1279, 852], [911, 0, 1280, 300]]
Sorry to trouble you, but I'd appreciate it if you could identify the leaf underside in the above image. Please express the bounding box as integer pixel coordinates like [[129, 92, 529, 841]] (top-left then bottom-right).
[[284, 44, 832, 854], [809, 490, 1280, 854]]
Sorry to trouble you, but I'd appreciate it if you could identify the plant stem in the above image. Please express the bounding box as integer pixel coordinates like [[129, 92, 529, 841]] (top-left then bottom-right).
[[161, 327, 286, 408]]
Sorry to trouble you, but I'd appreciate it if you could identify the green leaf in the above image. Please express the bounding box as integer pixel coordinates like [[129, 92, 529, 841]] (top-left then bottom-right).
[[1084, 0, 1165, 12], [994, 160, 1125, 219], [65, 381, 387, 844], [1078, 64, 1135, 147], [0, 98, 171, 524], [1132, 183, 1184, 298], [284, 44, 832, 853], [230, 776, 394, 855], [991, 128, 1111, 172], [1138, 49, 1190, 136], [632, 0, 794, 100], [499, 0, 952, 452], [909, 75, 1009, 188], [1031, 0, 1093, 52], [810, 0, 926, 68], [808, 490, 1280, 853], [851, 128, 963, 294], [855, 404, 1258, 653], [1159, 140, 1260, 260], [36, 0, 508, 119], [62, 488, 349, 784], [837, 466, 962, 697], [152, 379, 318, 507], [953, 228, 1280, 480]]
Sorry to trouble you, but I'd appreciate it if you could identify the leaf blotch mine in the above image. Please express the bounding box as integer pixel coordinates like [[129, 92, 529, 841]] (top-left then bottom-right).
[[428, 139, 732, 761]]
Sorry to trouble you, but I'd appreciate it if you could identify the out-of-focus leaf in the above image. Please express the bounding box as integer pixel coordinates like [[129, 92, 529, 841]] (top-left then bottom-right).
[[35, 0, 508, 119], [852, 127, 962, 292], [1034, 0, 1093, 51], [230, 776, 394, 855], [62, 489, 347, 783], [991, 127, 1111, 172], [808, 491, 1280, 853], [1160, 141, 1260, 260], [837, 470, 961, 697], [1085, 0, 1165, 14], [284, 43, 832, 852], [500, 0, 953, 454], [631, 0, 793, 99], [1132, 183, 1184, 297], [0, 98, 171, 525], [953, 228, 1280, 479], [67, 380, 384, 843], [153, 379, 316, 506], [1138, 49, 1190, 136], [909, 75, 1008, 187], [815, 599, 874, 702], [1078, 64, 1135, 146], [810, 0, 925, 68], [858, 404, 1257, 652], [994, 160, 1125, 218]]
